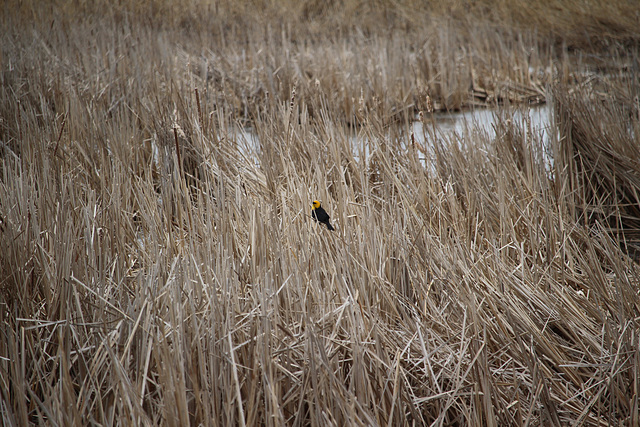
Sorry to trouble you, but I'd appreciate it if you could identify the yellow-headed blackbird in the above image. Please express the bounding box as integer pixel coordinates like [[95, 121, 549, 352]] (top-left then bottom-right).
[[311, 200, 335, 230]]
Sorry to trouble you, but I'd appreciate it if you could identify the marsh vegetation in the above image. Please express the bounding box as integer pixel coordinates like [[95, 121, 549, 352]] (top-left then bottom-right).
[[1, 0, 640, 425]]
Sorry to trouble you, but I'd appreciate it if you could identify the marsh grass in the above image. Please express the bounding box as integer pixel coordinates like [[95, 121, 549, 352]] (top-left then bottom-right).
[[1, 1, 640, 425]]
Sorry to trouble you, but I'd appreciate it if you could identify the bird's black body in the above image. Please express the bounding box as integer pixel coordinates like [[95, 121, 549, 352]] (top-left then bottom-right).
[[312, 201, 335, 230]]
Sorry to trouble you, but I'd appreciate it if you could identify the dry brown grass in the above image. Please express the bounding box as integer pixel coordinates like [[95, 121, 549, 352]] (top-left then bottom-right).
[[1, 1, 639, 425]]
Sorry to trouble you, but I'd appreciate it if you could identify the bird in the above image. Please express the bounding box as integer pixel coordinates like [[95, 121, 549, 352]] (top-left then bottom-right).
[[311, 200, 335, 231]]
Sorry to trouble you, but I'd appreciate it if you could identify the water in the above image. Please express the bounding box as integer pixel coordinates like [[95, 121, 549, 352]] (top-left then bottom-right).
[[411, 104, 552, 146], [232, 104, 553, 165]]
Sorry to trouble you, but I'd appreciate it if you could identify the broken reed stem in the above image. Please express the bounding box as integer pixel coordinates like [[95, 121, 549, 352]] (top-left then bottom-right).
[[195, 87, 203, 127], [53, 113, 66, 158], [173, 126, 182, 172]]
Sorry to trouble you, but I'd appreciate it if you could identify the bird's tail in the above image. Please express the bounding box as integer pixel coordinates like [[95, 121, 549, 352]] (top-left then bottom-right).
[[326, 223, 335, 231]]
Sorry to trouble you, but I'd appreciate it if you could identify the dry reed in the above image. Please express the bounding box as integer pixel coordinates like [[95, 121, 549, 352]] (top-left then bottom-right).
[[1, 1, 639, 425]]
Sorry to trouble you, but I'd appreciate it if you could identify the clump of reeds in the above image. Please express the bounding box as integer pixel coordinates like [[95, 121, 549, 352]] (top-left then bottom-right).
[[553, 83, 640, 260], [1, 1, 639, 425]]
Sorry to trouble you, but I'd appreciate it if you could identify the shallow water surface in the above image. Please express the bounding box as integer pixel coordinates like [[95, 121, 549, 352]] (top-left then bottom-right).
[[411, 104, 551, 146], [234, 104, 553, 165]]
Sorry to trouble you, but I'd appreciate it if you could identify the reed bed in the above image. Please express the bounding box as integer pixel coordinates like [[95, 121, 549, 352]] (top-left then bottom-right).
[[1, 1, 639, 425]]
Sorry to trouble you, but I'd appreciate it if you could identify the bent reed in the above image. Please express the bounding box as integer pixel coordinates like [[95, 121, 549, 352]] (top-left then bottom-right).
[[1, 1, 639, 425]]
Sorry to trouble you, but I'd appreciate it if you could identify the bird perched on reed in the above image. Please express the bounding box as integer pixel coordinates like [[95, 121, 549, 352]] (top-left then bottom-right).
[[311, 200, 335, 230]]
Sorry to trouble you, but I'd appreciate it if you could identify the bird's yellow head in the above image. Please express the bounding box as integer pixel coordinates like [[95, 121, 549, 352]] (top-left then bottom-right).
[[312, 200, 321, 209]]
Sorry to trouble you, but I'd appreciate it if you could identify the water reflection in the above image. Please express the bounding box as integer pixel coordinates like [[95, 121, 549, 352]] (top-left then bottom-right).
[[411, 104, 551, 146], [233, 104, 553, 165]]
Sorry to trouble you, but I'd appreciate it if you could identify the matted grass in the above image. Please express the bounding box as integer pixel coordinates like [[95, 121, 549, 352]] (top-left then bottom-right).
[[1, 1, 639, 425]]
